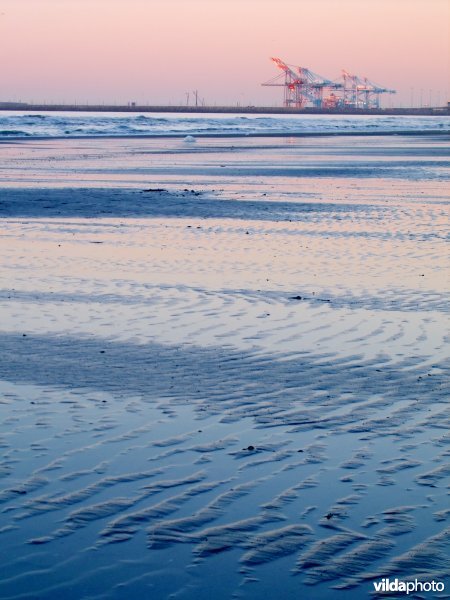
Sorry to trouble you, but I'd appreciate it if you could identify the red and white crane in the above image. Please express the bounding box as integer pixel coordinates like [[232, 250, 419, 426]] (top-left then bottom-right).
[[262, 57, 342, 108], [262, 58, 395, 109]]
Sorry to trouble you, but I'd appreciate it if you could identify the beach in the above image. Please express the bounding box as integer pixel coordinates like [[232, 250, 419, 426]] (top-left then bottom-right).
[[0, 125, 449, 599]]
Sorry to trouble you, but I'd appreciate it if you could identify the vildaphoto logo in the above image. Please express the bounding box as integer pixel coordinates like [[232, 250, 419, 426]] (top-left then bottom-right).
[[373, 578, 445, 594]]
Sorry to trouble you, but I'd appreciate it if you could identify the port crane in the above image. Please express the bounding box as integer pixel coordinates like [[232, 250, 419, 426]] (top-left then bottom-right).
[[339, 70, 396, 109], [262, 57, 342, 108], [262, 58, 395, 109]]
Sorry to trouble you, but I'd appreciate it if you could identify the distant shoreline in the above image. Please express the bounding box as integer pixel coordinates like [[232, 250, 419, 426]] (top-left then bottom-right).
[[0, 103, 448, 116]]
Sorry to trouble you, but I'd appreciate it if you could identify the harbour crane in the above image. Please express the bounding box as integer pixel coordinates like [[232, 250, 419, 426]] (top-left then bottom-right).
[[262, 57, 342, 108], [339, 70, 396, 109], [262, 58, 395, 109]]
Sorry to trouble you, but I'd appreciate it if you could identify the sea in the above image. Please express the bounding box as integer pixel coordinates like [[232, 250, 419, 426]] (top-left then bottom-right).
[[0, 110, 448, 138]]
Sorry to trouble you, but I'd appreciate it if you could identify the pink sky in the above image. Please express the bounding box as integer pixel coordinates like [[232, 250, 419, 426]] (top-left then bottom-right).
[[1, 0, 448, 107]]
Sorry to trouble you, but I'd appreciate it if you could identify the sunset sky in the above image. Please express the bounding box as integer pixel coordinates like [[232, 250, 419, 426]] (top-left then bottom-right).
[[0, 0, 448, 107]]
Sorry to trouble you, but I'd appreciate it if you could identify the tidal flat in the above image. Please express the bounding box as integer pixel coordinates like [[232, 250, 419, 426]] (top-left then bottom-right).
[[0, 133, 448, 599]]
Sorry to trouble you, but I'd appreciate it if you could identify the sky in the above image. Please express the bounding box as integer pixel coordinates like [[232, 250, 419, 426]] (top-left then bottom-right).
[[0, 0, 448, 107]]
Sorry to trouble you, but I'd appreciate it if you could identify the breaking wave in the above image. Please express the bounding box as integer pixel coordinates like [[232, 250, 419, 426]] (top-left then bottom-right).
[[0, 111, 448, 138]]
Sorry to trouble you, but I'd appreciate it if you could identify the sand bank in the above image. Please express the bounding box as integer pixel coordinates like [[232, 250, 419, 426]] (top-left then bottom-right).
[[0, 135, 448, 599]]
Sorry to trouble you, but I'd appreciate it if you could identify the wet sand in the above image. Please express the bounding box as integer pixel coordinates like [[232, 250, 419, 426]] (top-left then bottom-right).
[[0, 135, 449, 599]]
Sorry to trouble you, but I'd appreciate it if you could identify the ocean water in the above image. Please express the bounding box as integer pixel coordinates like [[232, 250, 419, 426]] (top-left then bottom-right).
[[0, 110, 448, 138]]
